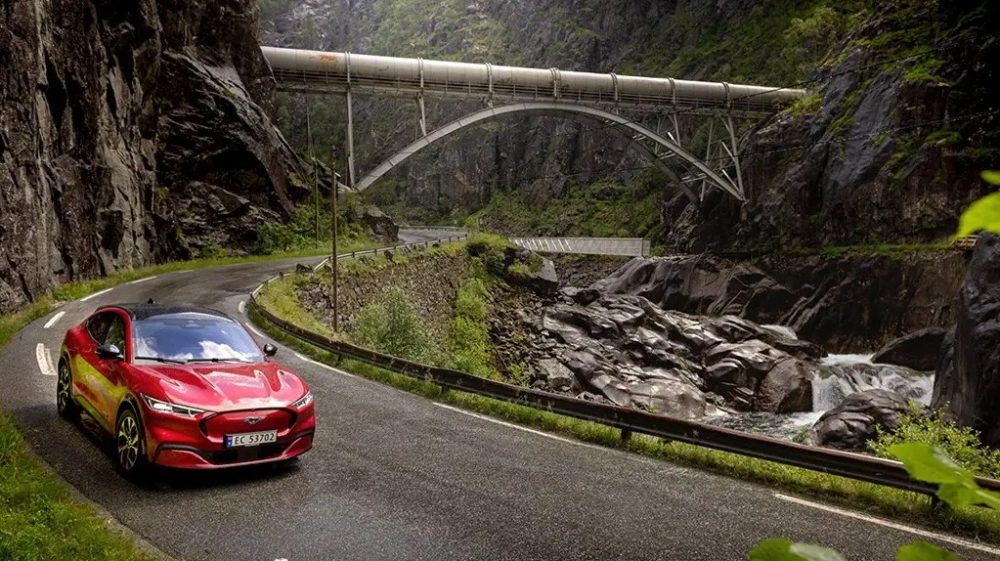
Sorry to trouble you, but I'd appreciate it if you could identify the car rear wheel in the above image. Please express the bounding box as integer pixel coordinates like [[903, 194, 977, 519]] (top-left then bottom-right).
[[56, 359, 79, 421], [114, 406, 149, 480]]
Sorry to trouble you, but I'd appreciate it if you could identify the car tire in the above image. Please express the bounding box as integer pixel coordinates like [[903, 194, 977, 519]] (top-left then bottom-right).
[[114, 405, 149, 481], [56, 359, 80, 422]]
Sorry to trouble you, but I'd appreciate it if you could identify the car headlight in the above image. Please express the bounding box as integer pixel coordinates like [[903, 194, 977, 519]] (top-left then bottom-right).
[[142, 394, 207, 417], [291, 392, 313, 409]]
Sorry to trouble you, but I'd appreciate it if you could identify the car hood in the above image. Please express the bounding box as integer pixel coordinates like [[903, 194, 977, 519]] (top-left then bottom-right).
[[139, 361, 307, 411]]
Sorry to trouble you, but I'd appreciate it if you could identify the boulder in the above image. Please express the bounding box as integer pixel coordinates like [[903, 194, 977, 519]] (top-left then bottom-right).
[[871, 327, 948, 371], [811, 389, 911, 451], [932, 234, 1000, 446], [538, 359, 575, 392], [756, 359, 815, 414], [354, 206, 399, 242]]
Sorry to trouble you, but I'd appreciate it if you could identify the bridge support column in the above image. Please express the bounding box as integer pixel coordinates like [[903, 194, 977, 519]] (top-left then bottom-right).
[[723, 114, 744, 201], [700, 119, 715, 202], [418, 93, 427, 136], [346, 88, 356, 189]]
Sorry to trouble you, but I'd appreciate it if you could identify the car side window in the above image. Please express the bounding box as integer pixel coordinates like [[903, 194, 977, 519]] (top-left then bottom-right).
[[105, 316, 126, 352], [86, 313, 112, 343]]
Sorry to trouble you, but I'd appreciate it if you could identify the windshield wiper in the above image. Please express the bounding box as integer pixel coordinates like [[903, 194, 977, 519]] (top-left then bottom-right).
[[134, 355, 187, 364], [184, 357, 253, 364]]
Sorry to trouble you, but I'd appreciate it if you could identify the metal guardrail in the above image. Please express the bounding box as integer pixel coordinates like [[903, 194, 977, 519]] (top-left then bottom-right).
[[311, 234, 468, 272], [250, 243, 1000, 498], [511, 236, 650, 257]]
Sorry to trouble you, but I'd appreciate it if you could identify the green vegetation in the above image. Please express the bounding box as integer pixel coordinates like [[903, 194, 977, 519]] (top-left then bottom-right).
[[785, 92, 822, 117], [353, 287, 434, 362], [258, 198, 376, 255], [467, 172, 666, 240], [754, 443, 1000, 561], [871, 411, 1000, 479], [956, 170, 1000, 238], [443, 274, 496, 379], [0, 413, 158, 561]]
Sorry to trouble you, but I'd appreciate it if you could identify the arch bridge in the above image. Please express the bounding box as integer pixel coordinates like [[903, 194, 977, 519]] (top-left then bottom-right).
[[261, 47, 807, 203]]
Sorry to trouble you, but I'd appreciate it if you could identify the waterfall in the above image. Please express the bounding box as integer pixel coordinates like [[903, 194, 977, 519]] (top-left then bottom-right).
[[812, 354, 935, 414]]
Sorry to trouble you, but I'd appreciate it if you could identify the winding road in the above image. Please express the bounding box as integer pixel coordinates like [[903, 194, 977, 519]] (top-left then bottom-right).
[[1, 230, 997, 561]]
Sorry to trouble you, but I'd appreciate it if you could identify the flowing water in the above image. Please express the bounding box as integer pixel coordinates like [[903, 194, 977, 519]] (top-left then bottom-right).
[[710, 354, 935, 441]]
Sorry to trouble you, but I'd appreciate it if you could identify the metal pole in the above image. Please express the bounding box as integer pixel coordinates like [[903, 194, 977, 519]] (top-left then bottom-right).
[[330, 161, 340, 333], [418, 93, 427, 137]]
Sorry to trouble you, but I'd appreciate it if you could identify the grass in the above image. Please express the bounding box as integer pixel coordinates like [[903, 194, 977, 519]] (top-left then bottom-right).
[[0, 412, 161, 561], [250, 285, 1000, 544], [0, 242, 387, 561]]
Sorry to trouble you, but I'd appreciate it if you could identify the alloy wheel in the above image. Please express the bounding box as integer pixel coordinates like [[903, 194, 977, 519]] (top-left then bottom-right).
[[116, 413, 141, 472]]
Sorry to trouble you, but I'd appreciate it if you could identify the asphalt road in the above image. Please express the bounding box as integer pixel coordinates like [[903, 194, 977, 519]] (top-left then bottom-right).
[[1, 232, 997, 561]]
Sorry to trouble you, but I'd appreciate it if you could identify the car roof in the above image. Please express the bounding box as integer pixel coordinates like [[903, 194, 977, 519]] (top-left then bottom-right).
[[98, 303, 233, 322]]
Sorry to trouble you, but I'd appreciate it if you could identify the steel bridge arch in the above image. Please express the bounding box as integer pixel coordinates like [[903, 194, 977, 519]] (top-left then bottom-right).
[[355, 102, 745, 202]]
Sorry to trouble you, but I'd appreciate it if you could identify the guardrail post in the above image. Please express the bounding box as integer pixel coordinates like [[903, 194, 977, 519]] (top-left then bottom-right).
[[621, 429, 632, 443]]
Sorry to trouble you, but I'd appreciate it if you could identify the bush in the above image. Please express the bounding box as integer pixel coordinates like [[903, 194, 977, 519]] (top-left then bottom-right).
[[352, 288, 433, 362], [445, 277, 497, 379], [465, 232, 513, 275], [870, 411, 1000, 479]]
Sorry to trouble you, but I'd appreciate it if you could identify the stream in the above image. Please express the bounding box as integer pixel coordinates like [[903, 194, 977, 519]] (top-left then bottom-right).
[[710, 354, 934, 441]]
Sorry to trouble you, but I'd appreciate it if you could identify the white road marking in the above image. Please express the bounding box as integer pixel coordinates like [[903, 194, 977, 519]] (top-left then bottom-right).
[[293, 352, 356, 378], [433, 402, 584, 447], [35, 344, 56, 376], [238, 301, 246, 314], [43, 311, 66, 329], [79, 287, 113, 302], [773, 493, 1000, 557], [244, 322, 266, 338], [126, 275, 157, 285], [173, 269, 192, 274]]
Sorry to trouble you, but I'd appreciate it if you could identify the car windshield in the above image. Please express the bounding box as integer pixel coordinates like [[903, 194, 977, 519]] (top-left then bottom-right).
[[132, 312, 262, 364]]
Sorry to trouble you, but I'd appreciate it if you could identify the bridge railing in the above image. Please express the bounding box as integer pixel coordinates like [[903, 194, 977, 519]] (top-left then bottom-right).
[[249, 243, 1000, 499], [511, 236, 650, 257]]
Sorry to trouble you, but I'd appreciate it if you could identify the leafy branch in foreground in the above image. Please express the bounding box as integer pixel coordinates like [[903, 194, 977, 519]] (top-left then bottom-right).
[[956, 170, 1000, 238], [752, 443, 1000, 561]]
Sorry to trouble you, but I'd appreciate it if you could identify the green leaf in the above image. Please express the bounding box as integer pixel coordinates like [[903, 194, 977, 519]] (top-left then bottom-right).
[[956, 192, 1000, 238], [982, 170, 1000, 185], [749, 540, 846, 561], [897, 542, 963, 561], [889, 443, 975, 485]]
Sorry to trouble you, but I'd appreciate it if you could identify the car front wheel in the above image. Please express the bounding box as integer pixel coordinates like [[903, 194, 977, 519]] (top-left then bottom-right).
[[56, 359, 79, 421], [114, 406, 149, 480]]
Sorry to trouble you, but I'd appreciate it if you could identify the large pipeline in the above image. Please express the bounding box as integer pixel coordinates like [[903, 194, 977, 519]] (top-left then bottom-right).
[[261, 46, 806, 113]]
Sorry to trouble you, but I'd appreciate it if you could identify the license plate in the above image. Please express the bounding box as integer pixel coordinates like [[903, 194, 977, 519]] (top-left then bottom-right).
[[225, 430, 277, 448]]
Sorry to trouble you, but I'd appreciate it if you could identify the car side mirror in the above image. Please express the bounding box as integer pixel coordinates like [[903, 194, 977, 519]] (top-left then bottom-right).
[[263, 343, 278, 357], [96, 343, 123, 360]]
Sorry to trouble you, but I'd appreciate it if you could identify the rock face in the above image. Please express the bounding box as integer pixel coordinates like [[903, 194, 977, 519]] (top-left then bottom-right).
[[811, 389, 911, 451], [523, 293, 823, 418], [871, 327, 948, 371], [933, 234, 1000, 446], [0, 0, 308, 312], [590, 252, 965, 352]]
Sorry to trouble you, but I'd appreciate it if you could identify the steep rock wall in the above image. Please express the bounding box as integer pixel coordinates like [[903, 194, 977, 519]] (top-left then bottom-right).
[[0, 0, 306, 312], [590, 251, 968, 352]]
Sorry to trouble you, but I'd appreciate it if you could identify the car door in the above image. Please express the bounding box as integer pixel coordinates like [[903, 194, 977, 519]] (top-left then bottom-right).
[[75, 311, 129, 430]]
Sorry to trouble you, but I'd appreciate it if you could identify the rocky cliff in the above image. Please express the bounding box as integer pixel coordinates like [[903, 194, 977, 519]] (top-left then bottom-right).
[[589, 250, 966, 352], [933, 234, 1000, 446], [0, 0, 307, 312], [262, 1, 998, 249]]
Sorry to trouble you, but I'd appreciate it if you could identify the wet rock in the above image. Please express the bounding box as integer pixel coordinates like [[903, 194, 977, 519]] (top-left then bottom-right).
[[590, 254, 965, 353], [811, 389, 912, 451], [756, 359, 815, 414], [348, 204, 399, 242], [538, 359, 575, 392], [871, 327, 947, 371], [933, 234, 1000, 446]]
